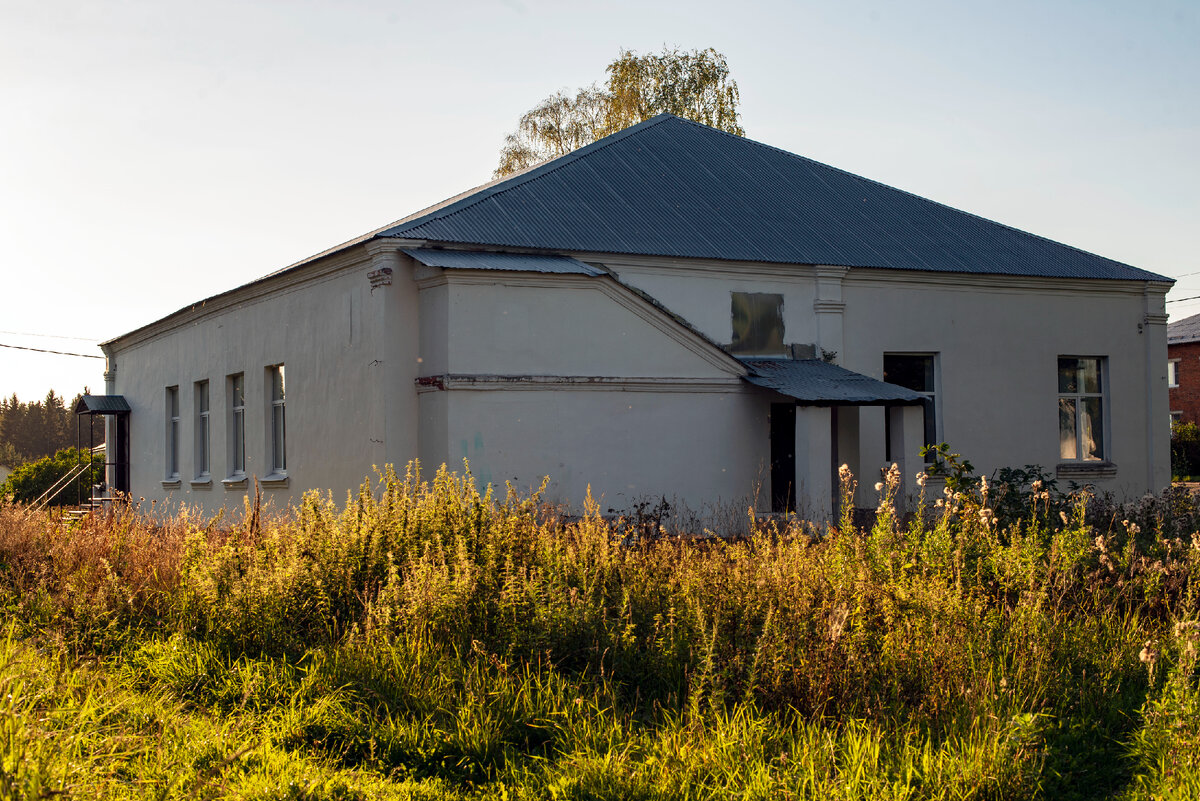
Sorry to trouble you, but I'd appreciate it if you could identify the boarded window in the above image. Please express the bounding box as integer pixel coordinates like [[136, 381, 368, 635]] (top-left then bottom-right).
[[731, 292, 784, 356]]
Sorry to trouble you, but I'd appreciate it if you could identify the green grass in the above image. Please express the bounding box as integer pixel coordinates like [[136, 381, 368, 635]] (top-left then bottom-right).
[[1, 463, 1198, 798]]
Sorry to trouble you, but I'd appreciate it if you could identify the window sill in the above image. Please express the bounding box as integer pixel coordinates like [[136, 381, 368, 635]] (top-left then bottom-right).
[[190, 477, 213, 490], [261, 472, 289, 489], [222, 475, 248, 490], [161, 478, 182, 489], [1056, 461, 1118, 480]]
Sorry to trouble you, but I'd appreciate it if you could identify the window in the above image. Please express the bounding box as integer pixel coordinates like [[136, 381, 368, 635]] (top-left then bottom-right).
[[1169, 360, 1180, 388], [730, 292, 784, 356], [1171, 411, 1183, 427], [1058, 357, 1105, 462], [165, 386, 180, 479], [194, 380, 210, 479], [883, 354, 938, 461], [228, 373, 245, 478], [268, 364, 286, 474]]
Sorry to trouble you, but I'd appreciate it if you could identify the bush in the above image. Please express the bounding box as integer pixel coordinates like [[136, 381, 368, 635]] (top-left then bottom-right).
[[0, 447, 104, 506], [1172, 421, 1200, 479]]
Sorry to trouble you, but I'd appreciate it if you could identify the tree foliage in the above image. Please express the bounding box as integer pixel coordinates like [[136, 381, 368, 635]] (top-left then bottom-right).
[[495, 47, 744, 178], [0, 447, 102, 506], [0, 390, 98, 466]]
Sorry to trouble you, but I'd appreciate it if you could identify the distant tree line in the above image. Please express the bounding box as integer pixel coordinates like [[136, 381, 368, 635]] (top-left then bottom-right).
[[0, 390, 99, 467]]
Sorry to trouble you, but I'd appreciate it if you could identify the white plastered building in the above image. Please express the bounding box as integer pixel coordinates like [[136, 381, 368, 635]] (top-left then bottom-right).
[[94, 115, 1173, 521]]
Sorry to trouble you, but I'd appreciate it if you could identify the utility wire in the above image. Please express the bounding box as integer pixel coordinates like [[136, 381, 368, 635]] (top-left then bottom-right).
[[0, 330, 98, 342], [0, 342, 103, 359]]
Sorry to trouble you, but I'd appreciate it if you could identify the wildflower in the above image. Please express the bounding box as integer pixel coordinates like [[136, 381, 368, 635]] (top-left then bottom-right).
[[839, 464, 851, 479], [1031, 479, 1043, 492], [999, 677, 1008, 690], [874, 482, 885, 492], [1059, 511, 1070, 526], [934, 499, 944, 508], [1140, 640, 1158, 666], [916, 472, 927, 487]]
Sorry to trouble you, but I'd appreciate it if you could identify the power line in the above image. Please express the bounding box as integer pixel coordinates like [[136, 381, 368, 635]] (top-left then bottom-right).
[[0, 342, 103, 359], [0, 330, 99, 342]]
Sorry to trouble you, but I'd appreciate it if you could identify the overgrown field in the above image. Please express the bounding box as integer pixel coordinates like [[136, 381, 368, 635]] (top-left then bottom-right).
[[2, 463, 1200, 799]]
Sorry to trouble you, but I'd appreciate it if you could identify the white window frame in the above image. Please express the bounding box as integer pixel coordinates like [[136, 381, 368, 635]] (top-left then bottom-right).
[[1169, 359, 1180, 388], [267, 364, 286, 478], [194, 380, 210, 480], [165, 386, 180, 481], [1058, 356, 1107, 463], [227, 373, 246, 481]]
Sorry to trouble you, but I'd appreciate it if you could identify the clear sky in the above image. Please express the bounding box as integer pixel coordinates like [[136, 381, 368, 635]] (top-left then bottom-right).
[[2, 0, 1197, 401]]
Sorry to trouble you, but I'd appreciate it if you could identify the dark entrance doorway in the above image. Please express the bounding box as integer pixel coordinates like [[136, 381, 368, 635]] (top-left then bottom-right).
[[74, 395, 132, 500], [769, 402, 796, 513]]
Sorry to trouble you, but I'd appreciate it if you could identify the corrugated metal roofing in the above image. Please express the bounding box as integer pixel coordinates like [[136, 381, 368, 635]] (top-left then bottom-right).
[[402, 249, 604, 275], [380, 114, 1167, 282], [75, 395, 131, 414], [742, 359, 927, 406], [1168, 311, 1200, 344]]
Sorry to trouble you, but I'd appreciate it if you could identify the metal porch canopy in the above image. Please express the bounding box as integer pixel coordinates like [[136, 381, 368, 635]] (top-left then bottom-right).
[[740, 359, 926, 406], [74, 395, 131, 414]]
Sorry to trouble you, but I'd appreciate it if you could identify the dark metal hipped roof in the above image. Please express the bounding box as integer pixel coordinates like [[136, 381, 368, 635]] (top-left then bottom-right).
[[402, 249, 603, 275], [378, 114, 1168, 283], [74, 395, 131, 414], [742, 359, 926, 406]]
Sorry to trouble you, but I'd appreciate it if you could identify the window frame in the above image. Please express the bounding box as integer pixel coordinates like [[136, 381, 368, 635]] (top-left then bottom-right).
[[165, 386, 180, 482], [267, 364, 287, 478], [1169, 359, 1180, 389], [227, 373, 246, 482], [193, 380, 210, 481], [1057, 356, 1107, 463]]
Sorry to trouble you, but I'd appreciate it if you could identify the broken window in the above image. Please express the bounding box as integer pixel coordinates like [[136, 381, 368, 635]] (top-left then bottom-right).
[[731, 292, 784, 356]]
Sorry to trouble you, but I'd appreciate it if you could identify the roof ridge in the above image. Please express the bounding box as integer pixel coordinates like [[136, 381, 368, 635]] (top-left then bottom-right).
[[381, 114, 679, 238]]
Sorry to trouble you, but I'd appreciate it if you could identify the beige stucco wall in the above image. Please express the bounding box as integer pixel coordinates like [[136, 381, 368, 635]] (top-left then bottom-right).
[[105, 249, 409, 513], [106, 243, 1169, 521], [414, 268, 769, 516], [600, 254, 1171, 502]]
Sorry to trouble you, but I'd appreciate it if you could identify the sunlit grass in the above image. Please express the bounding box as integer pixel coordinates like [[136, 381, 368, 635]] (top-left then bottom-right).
[[1, 461, 1198, 798]]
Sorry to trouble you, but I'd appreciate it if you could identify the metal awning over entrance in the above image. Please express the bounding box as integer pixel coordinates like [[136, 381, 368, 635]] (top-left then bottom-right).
[[740, 359, 926, 406], [74, 395, 131, 414], [73, 395, 130, 499]]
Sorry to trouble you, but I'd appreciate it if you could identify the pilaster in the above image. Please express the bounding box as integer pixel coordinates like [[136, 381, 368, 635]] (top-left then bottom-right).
[[813, 266, 848, 363]]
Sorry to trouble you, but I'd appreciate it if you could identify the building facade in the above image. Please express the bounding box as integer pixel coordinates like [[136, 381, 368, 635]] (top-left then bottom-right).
[[98, 115, 1174, 521]]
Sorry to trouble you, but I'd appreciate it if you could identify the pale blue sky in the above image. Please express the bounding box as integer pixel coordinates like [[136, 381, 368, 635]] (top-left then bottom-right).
[[1, 0, 1197, 400]]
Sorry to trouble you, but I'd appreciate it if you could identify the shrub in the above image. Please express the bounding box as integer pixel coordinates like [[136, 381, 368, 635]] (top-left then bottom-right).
[[1172, 421, 1200, 479], [0, 447, 104, 506]]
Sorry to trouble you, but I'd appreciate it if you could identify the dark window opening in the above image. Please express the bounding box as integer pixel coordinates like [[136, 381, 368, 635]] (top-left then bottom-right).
[[883, 353, 937, 461], [732, 292, 784, 356], [769, 402, 796, 513]]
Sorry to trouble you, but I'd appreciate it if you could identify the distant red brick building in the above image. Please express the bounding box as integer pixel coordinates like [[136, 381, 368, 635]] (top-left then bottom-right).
[[1168, 313, 1200, 425]]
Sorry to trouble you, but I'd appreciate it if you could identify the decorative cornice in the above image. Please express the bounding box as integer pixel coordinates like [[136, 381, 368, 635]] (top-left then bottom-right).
[[846, 269, 1154, 297], [416, 374, 745, 394]]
